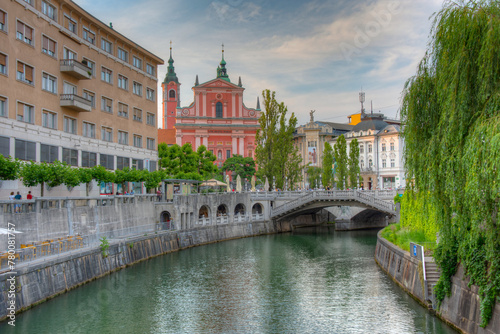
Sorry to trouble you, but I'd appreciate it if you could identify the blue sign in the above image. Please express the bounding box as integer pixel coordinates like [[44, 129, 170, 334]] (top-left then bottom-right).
[[413, 245, 417, 257]]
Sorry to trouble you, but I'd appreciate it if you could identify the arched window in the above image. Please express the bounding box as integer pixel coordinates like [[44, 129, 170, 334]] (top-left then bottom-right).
[[218, 150, 222, 160], [216, 102, 223, 118], [369, 159, 373, 167], [169, 89, 176, 99]]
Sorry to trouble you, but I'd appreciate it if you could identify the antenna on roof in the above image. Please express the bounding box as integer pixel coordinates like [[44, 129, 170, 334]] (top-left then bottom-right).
[[359, 89, 365, 116]]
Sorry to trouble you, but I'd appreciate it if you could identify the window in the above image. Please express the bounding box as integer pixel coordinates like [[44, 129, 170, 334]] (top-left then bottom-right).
[[41, 144, 58, 163], [248, 150, 252, 158], [24, 0, 33, 5], [63, 47, 76, 60], [101, 38, 112, 54], [82, 151, 96, 167], [359, 144, 364, 153], [42, 72, 57, 93], [382, 159, 387, 168], [147, 138, 155, 150], [63, 82, 76, 94], [391, 158, 395, 168], [0, 10, 6, 32], [390, 142, 395, 151], [83, 90, 95, 108], [64, 15, 77, 33], [0, 53, 6, 75], [15, 139, 36, 161], [146, 63, 155, 75], [118, 103, 128, 118], [41, 1, 56, 21], [117, 48, 128, 62], [226, 150, 231, 159], [42, 110, 57, 129], [216, 102, 223, 118], [101, 67, 112, 84], [101, 96, 112, 113], [132, 159, 143, 170], [169, 90, 175, 99], [146, 88, 155, 101], [82, 27, 95, 44], [61, 148, 77, 166], [133, 135, 142, 148], [17, 61, 34, 85], [133, 108, 142, 122], [100, 154, 114, 170], [360, 160, 364, 168], [382, 143, 386, 152], [149, 161, 156, 172], [132, 56, 142, 69], [218, 150, 222, 160], [0, 97, 6, 117], [146, 112, 155, 126], [82, 121, 95, 138], [133, 82, 142, 96], [0, 136, 10, 157], [17, 102, 34, 123], [42, 35, 57, 57], [64, 116, 76, 134], [82, 58, 95, 76], [368, 144, 372, 153], [369, 159, 373, 167], [101, 127, 112, 142], [16, 21, 33, 45], [117, 74, 128, 90], [118, 131, 128, 145], [117, 156, 130, 170]]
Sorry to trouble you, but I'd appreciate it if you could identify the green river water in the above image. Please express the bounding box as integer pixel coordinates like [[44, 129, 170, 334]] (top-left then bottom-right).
[[0, 227, 456, 334]]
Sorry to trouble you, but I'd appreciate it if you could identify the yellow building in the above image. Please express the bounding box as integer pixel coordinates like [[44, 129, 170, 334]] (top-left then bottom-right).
[[0, 0, 163, 195]]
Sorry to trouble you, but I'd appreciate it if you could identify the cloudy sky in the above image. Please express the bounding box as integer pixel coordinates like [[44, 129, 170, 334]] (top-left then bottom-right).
[[73, 0, 444, 126]]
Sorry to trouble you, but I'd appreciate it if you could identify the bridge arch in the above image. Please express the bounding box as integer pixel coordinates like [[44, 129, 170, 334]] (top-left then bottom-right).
[[234, 203, 246, 215], [252, 203, 263, 214], [198, 205, 211, 225], [217, 204, 228, 216], [160, 211, 173, 229]]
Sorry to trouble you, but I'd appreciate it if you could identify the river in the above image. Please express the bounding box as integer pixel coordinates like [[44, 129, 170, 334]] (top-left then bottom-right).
[[1, 227, 456, 333]]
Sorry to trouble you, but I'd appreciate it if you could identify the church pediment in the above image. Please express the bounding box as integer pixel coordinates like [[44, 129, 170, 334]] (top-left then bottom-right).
[[195, 78, 243, 90]]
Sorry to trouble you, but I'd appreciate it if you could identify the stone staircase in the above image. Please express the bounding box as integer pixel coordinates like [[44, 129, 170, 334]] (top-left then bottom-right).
[[424, 257, 440, 301]]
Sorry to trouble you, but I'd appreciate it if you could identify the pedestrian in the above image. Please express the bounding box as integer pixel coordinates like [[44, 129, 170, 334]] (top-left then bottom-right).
[[27, 191, 33, 200], [156, 189, 162, 201], [9, 191, 15, 200], [14, 191, 22, 213]]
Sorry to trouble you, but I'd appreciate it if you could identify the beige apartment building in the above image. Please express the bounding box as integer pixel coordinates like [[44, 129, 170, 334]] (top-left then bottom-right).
[[0, 0, 163, 195]]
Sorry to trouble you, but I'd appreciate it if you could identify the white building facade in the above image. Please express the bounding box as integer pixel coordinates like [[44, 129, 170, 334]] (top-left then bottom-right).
[[330, 113, 405, 190]]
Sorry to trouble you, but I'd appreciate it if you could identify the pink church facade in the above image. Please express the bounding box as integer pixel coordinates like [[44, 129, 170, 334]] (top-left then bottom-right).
[[162, 48, 261, 167]]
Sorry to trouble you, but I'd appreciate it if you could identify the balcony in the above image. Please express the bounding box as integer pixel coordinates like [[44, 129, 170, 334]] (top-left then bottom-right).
[[60, 94, 92, 112], [60, 59, 92, 79]]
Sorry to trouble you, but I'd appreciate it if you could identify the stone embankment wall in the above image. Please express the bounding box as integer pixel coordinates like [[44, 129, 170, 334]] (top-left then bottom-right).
[[375, 232, 499, 334], [0, 220, 291, 321]]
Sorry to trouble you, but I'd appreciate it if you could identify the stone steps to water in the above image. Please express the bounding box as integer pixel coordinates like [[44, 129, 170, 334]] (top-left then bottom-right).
[[424, 259, 440, 297]]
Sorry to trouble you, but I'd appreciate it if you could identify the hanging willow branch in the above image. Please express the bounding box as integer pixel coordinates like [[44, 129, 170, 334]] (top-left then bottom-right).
[[400, 0, 500, 327]]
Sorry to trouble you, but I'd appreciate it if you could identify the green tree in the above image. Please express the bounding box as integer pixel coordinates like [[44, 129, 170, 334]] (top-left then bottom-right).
[[144, 170, 165, 191], [348, 138, 360, 189], [92, 165, 115, 192], [78, 168, 94, 196], [255, 89, 302, 189], [333, 134, 348, 189], [322, 142, 334, 188], [0, 155, 19, 180], [400, 0, 500, 326], [20, 162, 52, 197], [159, 143, 201, 178], [222, 155, 256, 181], [195, 145, 218, 179], [306, 166, 321, 189]]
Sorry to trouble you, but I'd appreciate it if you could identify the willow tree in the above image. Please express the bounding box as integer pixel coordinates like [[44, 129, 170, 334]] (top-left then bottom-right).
[[400, 0, 500, 326], [255, 90, 302, 190]]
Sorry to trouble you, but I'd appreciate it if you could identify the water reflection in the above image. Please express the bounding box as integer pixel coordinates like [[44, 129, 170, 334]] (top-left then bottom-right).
[[1, 227, 456, 334]]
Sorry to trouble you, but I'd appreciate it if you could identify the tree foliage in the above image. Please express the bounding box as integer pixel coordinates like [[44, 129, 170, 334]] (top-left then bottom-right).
[[348, 138, 360, 189], [255, 89, 302, 189], [0, 155, 19, 180], [333, 134, 348, 189], [159, 143, 217, 180], [307, 166, 321, 189], [322, 142, 334, 188], [222, 154, 256, 181], [400, 0, 500, 326]]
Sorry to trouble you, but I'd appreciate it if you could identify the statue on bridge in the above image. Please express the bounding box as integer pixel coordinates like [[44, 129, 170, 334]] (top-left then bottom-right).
[[236, 175, 242, 193], [251, 175, 256, 192], [226, 174, 231, 192]]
